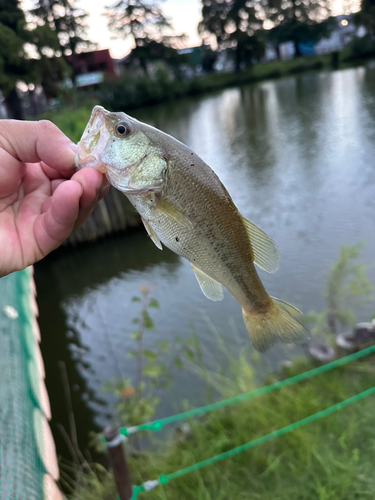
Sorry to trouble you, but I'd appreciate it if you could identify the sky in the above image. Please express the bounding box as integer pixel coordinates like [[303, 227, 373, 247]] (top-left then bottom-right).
[[79, 0, 203, 59], [77, 0, 360, 59], [23, 0, 360, 61]]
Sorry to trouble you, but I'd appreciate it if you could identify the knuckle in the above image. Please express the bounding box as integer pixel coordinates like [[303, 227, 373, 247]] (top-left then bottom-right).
[[38, 120, 58, 134]]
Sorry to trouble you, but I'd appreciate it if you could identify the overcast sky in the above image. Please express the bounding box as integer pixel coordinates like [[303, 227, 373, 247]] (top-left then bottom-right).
[[79, 0, 202, 59], [79, 0, 360, 59], [23, 0, 360, 60]]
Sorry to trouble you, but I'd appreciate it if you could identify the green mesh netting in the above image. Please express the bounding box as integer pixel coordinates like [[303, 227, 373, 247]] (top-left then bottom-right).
[[0, 269, 45, 500]]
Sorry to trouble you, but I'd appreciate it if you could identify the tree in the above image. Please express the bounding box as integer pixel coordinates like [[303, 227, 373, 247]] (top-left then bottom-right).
[[27, 23, 70, 100], [200, 47, 217, 73], [355, 0, 375, 36], [0, 0, 32, 118], [105, 0, 171, 46], [105, 0, 184, 75], [31, 0, 92, 81], [266, 0, 332, 57], [0, 0, 74, 118], [128, 40, 189, 78], [198, 0, 267, 72]]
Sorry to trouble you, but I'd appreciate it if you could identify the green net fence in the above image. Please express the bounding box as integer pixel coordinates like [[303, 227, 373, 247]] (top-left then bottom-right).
[[0, 269, 60, 500]]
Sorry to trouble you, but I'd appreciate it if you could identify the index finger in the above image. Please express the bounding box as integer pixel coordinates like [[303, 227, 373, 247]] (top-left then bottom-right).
[[0, 119, 77, 173]]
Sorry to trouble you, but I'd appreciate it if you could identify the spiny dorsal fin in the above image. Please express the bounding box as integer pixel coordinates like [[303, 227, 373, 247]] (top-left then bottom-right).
[[141, 217, 163, 250], [191, 264, 223, 301], [241, 216, 279, 274]]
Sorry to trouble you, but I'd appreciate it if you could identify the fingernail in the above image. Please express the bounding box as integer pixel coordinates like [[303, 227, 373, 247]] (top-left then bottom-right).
[[68, 142, 78, 153]]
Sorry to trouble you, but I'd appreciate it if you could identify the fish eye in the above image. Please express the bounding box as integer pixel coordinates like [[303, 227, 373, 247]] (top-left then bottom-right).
[[116, 122, 130, 136]]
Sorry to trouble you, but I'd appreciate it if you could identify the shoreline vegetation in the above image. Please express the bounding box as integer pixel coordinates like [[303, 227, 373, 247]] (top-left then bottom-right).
[[68, 345, 375, 500]]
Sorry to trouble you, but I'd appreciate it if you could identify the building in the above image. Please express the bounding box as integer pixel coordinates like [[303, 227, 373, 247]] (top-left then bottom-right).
[[314, 15, 366, 55], [264, 14, 367, 62], [66, 49, 120, 88]]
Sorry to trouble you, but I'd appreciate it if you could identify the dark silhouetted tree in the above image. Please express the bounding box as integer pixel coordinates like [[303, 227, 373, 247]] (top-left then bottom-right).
[[355, 0, 375, 36], [32, 0, 90, 55], [0, 0, 32, 118], [198, 0, 267, 72], [200, 47, 217, 73], [31, 0, 92, 82], [0, 0, 72, 117], [105, 0, 185, 76], [27, 23, 70, 100], [266, 0, 332, 57]]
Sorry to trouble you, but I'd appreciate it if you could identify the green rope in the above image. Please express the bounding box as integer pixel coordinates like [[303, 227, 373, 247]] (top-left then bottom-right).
[[129, 385, 375, 499], [119, 343, 375, 437]]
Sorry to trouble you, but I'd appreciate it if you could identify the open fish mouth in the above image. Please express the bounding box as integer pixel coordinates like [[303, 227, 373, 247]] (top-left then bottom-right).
[[74, 106, 111, 173]]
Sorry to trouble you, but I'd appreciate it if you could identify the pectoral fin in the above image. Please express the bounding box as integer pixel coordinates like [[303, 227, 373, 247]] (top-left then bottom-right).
[[141, 218, 162, 250], [191, 264, 223, 301], [156, 198, 193, 229], [121, 184, 163, 195], [241, 216, 279, 274]]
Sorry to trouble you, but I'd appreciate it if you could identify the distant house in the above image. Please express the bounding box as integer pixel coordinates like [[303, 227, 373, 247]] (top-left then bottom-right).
[[214, 48, 236, 73], [264, 15, 366, 61], [177, 45, 212, 76], [114, 44, 212, 79], [314, 15, 366, 55], [66, 49, 120, 88]]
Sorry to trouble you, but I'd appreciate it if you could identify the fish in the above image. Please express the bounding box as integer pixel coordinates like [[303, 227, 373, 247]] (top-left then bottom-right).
[[75, 105, 308, 352]]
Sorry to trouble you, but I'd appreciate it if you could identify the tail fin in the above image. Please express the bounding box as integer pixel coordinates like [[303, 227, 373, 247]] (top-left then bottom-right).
[[242, 300, 308, 353]]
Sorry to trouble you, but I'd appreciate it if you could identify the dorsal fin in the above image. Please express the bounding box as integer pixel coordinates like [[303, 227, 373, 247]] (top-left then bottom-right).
[[241, 216, 279, 274], [191, 264, 223, 301], [141, 217, 163, 250]]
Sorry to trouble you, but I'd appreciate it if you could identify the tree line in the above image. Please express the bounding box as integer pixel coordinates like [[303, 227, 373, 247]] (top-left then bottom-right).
[[1, 0, 374, 119]]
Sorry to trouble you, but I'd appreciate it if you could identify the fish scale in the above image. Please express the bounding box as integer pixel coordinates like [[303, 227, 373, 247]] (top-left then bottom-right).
[[75, 105, 308, 352]]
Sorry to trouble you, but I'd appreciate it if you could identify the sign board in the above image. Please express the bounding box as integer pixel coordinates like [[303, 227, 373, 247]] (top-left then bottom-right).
[[76, 71, 104, 87]]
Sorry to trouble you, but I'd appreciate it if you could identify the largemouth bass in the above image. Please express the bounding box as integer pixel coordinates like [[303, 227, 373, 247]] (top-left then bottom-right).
[[75, 105, 307, 352]]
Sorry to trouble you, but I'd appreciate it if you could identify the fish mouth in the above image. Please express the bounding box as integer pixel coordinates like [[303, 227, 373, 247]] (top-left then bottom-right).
[[74, 105, 111, 174]]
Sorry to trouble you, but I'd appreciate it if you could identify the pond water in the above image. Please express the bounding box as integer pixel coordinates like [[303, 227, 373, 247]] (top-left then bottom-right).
[[34, 64, 375, 461]]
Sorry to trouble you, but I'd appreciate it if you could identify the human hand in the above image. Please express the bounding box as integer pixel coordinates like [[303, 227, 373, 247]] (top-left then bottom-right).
[[0, 119, 109, 278]]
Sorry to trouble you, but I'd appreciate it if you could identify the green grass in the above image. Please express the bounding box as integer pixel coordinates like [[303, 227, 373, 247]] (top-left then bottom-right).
[[70, 349, 375, 500], [39, 102, 95, 143]]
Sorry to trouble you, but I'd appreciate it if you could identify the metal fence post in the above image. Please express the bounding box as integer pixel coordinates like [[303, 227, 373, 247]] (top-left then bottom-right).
[[104, 426, 133, 500]]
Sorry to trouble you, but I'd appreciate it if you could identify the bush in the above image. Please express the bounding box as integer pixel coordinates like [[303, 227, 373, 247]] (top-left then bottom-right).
[[289, 63, 310, 74], [345, 34, 375, 60], [98, 65, 190, 112], [40, 103, 95, 143]]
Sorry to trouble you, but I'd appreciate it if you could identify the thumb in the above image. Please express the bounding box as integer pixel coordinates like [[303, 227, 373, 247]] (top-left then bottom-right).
[[0, 119, 77, 173]]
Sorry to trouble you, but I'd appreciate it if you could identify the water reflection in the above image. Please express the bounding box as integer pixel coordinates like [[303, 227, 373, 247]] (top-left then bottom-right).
[[35, 64, 375, 460]]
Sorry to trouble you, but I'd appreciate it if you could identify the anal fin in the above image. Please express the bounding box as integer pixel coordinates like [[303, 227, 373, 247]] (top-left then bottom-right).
[[141, 218, 163, 250], [191, 264, 223, 301]]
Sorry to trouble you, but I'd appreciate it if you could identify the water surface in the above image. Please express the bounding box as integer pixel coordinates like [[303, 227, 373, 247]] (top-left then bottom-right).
[[35, 65, 375, 460]]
